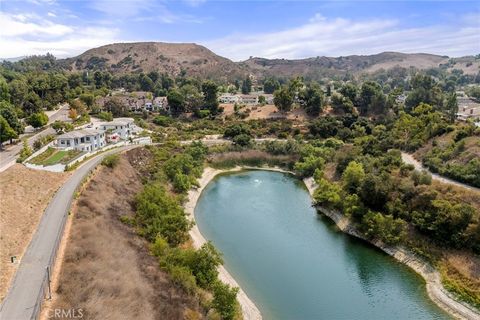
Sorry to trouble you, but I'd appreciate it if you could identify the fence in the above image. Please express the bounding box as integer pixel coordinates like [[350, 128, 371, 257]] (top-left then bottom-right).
[[29, 188, 71, 319]]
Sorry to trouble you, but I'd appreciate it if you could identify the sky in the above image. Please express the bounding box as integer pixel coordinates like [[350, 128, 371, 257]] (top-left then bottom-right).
[[0, 0, 479, 61]]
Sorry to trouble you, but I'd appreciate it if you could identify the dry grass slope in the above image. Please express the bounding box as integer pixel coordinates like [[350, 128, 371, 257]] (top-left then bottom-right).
[[48, 154, 204, 320], [0, 164, 69, 302]]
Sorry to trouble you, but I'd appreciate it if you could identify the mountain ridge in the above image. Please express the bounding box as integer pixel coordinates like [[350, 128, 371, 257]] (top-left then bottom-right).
[[59, 42, 480, 80]]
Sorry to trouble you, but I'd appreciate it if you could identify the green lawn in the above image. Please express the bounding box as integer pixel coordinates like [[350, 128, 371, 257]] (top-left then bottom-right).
[[30, 147, 83, 166]]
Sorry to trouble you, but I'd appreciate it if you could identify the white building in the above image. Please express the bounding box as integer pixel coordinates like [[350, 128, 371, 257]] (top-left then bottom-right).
[[56, 129, 106, 152], [219, 94, 239, 104], [97, 118, 135, 140]]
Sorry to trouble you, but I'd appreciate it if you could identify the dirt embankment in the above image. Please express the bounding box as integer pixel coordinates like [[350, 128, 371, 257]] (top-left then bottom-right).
[[0, 164, 70, 302], [42, 151, 205, 320]]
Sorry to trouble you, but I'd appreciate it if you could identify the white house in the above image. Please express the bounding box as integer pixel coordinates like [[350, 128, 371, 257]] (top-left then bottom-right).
[[56, 129, 106, 152], [219, 94, 239, 104], [97, 118, 135, 140]]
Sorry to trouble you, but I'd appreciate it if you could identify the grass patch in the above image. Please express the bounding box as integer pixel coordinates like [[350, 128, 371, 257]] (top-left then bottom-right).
[[30, 147, 82, 166]]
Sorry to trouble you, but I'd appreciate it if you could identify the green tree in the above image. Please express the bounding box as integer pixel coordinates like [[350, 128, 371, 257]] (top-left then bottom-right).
[[167, 89, 186, 116], [301, 84, 325, 116], [0, 101, 24, 134], [445, 92, 458, 123], [27, 112, 48, 128], [8, 79, 28, 107], [212, 282, 239, 320], [241, 76, 252, 94], [0, 76, 9, 102], [313, 178, 342, 209], [342, 161, 365, 193], [339, 83, 358, 103], [273, 86, 293, 112], [0, 115, 18, 148], [190, 242, 222, 289], [263, 77, 280, 94], [202, 80, 220, 114], [361, 211, 407, 245], [358, 81, 386, 115], [405, 74, 443, 112]]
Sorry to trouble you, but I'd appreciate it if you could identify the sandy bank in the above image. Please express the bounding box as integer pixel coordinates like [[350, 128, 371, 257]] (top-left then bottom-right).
[[185, 167, 263, 320], [303, 177, 480, 320]]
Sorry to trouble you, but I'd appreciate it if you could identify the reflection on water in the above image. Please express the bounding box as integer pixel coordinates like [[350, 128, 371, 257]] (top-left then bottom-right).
[[195, 170, 450, 320]]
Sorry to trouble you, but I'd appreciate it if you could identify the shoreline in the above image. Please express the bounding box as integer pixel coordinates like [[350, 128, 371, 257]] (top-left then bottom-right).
[[186, 167, 479, 320], [303, 177, 480, 320], [185, 166, 266, 320]]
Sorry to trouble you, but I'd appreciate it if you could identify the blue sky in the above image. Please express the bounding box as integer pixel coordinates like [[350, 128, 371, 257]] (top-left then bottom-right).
[[1, 0, 479, 60]]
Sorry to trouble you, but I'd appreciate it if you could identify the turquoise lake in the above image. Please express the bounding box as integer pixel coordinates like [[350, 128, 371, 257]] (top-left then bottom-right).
[[194, 170, 450, 320]]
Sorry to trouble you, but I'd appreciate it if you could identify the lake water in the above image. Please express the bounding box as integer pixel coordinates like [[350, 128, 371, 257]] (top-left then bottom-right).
[[194, 170, 450, 320]]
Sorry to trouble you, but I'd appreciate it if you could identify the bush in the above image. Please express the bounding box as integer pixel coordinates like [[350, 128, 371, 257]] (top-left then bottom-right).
[[135, 184, 191, 245], [153, 115, 172, 127], [232, 133, 251, 147], [224, 123, 250, 139], [17, 140, 32, 162], [169, 265, 197, 294], [361, 211, 407, 245], [101, 154, 120, 168], [97, 111, 113, 121], [212, 282, 239, 320]]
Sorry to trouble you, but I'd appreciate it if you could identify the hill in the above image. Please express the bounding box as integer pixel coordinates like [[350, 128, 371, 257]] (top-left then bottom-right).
[[241, 52, 480, 80], [62, 42, 247, 81], [60, 42, 479, 80]]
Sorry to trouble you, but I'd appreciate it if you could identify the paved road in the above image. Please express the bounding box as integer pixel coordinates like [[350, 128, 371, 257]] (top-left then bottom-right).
[[0, 145, 136, 320], [401, 152, 480, 192], [0, 104, 69, 173]]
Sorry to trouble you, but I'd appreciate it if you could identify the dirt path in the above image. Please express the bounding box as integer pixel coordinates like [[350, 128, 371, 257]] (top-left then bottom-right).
[[401, 152, 480, 193]]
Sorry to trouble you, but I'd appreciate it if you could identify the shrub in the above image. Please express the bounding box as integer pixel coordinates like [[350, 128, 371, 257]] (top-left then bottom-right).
[[101, 154, 120, 168], [17, 140, 32, 162], [169, 265, 197, 294], [232, 133, 251, 147], [212, 282, 239, 320], [153, 115, 172, 127], [97, 111, 113, 121], [361, 211, 407, 245]]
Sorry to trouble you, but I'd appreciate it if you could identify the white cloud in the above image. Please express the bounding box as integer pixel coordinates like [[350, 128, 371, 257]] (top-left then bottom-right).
[[206, 14, 480, 60], [0, 12, 72, 37], [0, 12, 119, 57], [47, 12, 57, 17]]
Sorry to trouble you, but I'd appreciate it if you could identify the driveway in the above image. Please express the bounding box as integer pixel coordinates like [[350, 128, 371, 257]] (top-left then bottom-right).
[[0, 145, 136, 320]]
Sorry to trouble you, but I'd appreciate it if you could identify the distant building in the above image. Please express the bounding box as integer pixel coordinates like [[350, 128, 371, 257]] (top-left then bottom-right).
[[456, 97, 480, 121], [219, 94, 239, 104], [98, 118, 135, 140], [56, 129, 106, 152]]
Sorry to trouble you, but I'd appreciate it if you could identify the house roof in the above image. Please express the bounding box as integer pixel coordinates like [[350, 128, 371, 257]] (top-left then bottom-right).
[[99, 117, 135, 127], [57, 129, 103, 139]]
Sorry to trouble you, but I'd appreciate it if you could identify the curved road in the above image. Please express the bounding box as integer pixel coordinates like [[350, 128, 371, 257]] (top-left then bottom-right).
[[401, 152, 480, 193], [0, 145, 136, 320]]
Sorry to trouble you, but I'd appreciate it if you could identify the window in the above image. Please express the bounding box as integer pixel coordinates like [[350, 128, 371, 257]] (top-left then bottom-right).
[[86, 137, 90, 141]]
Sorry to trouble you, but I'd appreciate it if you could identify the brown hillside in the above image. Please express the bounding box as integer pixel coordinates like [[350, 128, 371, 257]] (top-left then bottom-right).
[[241, 52, 480, 79], [61, 42, 480, 81], [64, 42, 247, 81]]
